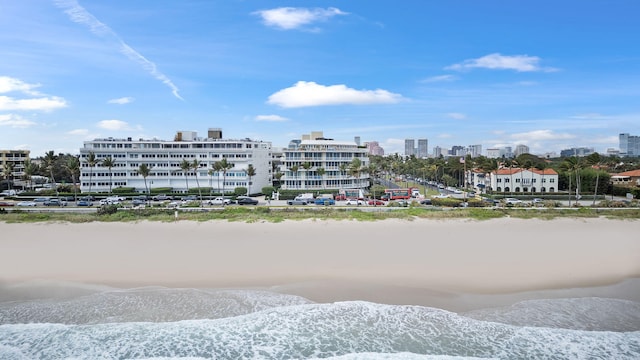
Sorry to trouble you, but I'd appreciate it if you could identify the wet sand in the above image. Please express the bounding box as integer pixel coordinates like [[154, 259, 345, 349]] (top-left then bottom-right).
[[1, 218, 639, 311]]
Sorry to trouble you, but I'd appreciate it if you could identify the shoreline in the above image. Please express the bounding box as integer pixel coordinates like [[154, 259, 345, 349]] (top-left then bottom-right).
[[1, 218, 639, 310]]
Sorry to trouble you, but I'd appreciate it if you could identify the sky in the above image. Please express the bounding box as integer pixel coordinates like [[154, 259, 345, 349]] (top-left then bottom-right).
[[1, 0, 639, 157]]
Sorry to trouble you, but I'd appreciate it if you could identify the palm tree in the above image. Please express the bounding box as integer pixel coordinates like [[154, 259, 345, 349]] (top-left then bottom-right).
[[209, 161, 223, 195], [480, 158, 498, 194], [191, 159, 203, 202], [218, 158, 234, 194], [180, 159, 192, 193], [561, 157, 583, 206], [246, 164, 256, 196], [138, 164, 151, 200], [64, 156, 80, 201], [585, 152, 603, 206], [43, 150, 58, 195], [349, 158, 363, 187], [2, 162, 14, 191], [316, 167, 326, 190], [289, 165, 299, 189], [301, 162, 312, 188], [85, 151, 99, 195], [101, 156, 116, 195], [22, 159, 37, 191]]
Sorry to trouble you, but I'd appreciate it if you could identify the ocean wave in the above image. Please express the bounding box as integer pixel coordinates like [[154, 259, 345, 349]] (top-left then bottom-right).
[[463, 297, 640, 331], [0, 286, 312, 324], [1, 301, 638, 359]]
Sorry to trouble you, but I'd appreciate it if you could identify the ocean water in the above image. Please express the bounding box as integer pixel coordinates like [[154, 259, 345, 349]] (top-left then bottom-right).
[[1, 284, 639, 360]]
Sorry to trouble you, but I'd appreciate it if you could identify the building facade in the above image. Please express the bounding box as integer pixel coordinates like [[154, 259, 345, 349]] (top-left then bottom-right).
[[364, 141, 385, 156], [619, 133, 640, 156], [0, 150, 30, 187], [487, 167, 559, 193], [404, 139, 415, 157], [514, 144, 530, 157], [78, 129, 272, 195], [279, 132, 369, 191], [417, 139, 429, 158]]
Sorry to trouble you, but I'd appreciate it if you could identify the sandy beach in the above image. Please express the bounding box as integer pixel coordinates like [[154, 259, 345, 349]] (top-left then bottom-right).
[[1, 218, 639, 311]]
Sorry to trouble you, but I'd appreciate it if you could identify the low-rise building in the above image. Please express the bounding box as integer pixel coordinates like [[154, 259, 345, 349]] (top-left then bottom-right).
[[487, 167, 559, 193], [78, 129, 272, 195], [279, 132, 369, 191]]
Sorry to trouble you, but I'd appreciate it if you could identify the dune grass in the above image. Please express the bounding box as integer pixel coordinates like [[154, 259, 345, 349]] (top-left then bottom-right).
[[1, 206, 639, 223]]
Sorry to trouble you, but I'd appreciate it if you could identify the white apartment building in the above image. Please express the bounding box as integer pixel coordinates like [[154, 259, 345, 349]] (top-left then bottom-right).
[[79, 129, 272, 195], [488, 167, 559, 193], [279, 132, 369, 191], [0, 150, 29, 184]]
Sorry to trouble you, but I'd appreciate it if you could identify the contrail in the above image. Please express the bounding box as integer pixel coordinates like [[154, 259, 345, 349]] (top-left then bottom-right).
[[54, 0, 183, 100]]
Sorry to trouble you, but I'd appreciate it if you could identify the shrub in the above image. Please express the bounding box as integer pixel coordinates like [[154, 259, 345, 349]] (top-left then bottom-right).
[[234, 187, 247, 196], [262, 186, 275, 196], [431, 197, 463, 207], [97, 204, 119, 215]]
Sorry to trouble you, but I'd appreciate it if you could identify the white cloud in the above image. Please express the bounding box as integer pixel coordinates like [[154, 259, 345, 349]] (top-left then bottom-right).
[[446, 53, 557, 72], [97, 119, 134, 131], [0, 76, 42, 95], [510, 129, 575, 141], [255, 114, 289, 122], [0, 95, 67, 112], [108, 97, 134, 105], [254, 7, 347, 30], [0, 114, 36, 128], [446, 112, 467, 120], [420, 75, 458, 83], [54, 0, 183, 100], [68, 129, 89, 136], [268, 81, 403, 108]]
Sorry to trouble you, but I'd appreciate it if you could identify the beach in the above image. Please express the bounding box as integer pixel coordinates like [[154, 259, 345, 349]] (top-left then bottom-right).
[[1, 218, 639, 310]]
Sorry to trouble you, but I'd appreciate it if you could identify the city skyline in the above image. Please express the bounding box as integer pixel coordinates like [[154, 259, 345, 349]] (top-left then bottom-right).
[[2, 1, 639, 157]]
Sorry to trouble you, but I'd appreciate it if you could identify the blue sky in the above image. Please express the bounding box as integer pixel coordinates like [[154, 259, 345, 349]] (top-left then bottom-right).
[[1, 0, 639, 157]]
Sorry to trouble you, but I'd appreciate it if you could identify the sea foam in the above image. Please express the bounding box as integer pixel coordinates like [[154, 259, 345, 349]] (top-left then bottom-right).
[[1, 301, 638, 360]]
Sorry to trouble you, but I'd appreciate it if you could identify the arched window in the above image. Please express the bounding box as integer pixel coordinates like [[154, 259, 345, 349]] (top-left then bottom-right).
[[497, 187, 502, 192]]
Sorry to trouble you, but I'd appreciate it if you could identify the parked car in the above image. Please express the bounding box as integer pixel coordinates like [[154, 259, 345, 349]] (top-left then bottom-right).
[[288, 199, 308, 205], [314, 198, 336, 205], [532, 198, 544, 205], [367, 199, 386, 206], [44, 198, 67, 206], [77, 199, 93, 206], [481, 198, 499, 206], [504, 198, 523, 205], [16, 201, 37, 207], [99, 198, 121, 205], [0, 201, 15, 207], [152, 194, 172, 201], [206, 197, 232, 206], [419, 199, 432, 205], [345, 198, 365, 206], [132, 198, 146, 206], [236, 196, 258, 205], [34, 197, 49, 203]]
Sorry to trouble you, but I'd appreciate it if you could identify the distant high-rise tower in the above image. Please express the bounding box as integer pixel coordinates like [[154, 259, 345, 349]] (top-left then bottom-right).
[[620, 133, 640, 156], [354, 136, 361, 146], [514, 144, 530, 157], [417, 139, 429, 158], [405, 139, 416, 157], [467, 144, 482, 158], [433, 146, 443, 158]]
